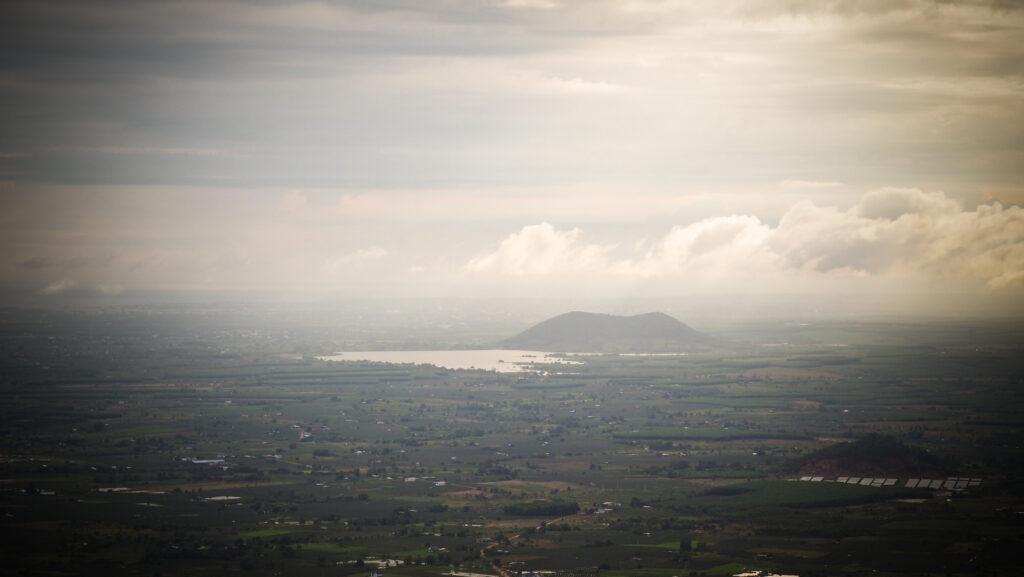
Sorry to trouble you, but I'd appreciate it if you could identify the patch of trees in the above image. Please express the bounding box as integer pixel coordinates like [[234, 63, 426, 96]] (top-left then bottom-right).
[[476, 460, 517, 478], [538, 522, 577, 532], [642, 459, 691, 477]]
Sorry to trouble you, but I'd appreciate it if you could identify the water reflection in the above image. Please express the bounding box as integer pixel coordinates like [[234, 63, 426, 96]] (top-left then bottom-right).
[[317, 350, 580, 373]]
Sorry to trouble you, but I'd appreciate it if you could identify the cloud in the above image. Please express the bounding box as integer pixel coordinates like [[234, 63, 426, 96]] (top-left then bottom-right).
[[463, 217, 777, 283], [625, 215, 778, 280], [2, 0, 1021, 192], [41, 279, 76, 295], [464, 222, 613, 276], [1, 0, 1022, 305], [854, 186, 958, 220], [467, 188, 1024, 289], [770, 188, 1024, 289]]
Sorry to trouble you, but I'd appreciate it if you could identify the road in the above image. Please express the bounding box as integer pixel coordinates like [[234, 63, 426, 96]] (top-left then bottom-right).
[[478, 503, 586, 577]]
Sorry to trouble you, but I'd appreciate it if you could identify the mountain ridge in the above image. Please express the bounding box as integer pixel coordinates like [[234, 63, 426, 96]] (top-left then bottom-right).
[[499, 311, 717, 353]]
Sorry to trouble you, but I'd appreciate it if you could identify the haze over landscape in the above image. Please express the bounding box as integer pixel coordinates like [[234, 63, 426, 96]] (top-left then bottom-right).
[[3, 5, 1024, 575], [1, 0, 1023, 318]]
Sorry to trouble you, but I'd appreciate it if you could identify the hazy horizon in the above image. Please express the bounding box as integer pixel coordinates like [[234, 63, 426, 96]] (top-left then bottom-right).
[[2, 1, 1022, 316]]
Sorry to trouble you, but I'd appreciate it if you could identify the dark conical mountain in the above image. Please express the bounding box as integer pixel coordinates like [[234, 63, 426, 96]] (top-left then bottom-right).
[[782, 434, 956, 478], [500, 311, 717, 353]]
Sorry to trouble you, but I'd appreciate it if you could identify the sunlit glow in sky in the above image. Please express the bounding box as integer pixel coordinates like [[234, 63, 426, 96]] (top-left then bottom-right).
[[1, 1, 1022, 315]]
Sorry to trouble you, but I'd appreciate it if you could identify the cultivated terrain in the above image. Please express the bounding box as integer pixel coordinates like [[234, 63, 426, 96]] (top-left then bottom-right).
[[1, 305, 1022, 577]]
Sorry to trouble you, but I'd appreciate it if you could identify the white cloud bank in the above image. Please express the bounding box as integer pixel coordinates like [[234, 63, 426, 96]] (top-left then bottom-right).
[[466, 188, 1024, 291]]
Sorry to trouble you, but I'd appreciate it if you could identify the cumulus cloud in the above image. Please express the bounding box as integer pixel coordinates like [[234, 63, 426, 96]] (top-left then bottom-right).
[[772, 189, 1024, 288], [464, 222, 613, 276], [467, 189, 1024, 289], [854, 187, 959, 220], [624, 215, 778, 281]]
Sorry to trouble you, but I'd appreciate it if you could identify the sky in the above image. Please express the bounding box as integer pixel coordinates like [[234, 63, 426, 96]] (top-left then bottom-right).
[[1, 0, 1023, 316]]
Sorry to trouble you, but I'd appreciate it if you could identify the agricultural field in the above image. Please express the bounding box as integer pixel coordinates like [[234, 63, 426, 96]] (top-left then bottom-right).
[[1, 306, 1022, 576]]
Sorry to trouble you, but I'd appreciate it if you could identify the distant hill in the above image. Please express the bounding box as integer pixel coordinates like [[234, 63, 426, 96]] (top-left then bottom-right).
[[499, 311, 717, 353], [782, 434, 956, 478]]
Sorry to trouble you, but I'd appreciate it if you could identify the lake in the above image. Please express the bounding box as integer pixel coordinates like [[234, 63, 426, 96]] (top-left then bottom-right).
[[317, 350, 581, 373]]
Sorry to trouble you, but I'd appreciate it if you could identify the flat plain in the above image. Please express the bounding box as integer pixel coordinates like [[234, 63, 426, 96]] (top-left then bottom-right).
[[1, 307, 1021, 577]]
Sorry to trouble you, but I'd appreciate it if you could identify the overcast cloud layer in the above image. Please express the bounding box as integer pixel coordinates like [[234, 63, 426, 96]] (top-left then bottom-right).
[[1, 1, 1022, 315]]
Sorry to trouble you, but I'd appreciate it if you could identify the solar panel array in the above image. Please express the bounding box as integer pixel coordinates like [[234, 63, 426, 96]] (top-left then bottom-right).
[[905, 477, 981, 490], [794, 476, 982, 490]]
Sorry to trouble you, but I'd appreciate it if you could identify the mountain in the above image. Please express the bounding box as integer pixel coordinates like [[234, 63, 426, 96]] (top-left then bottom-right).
[[499, 311, 717, 353], [781, 434, 956, 478]]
